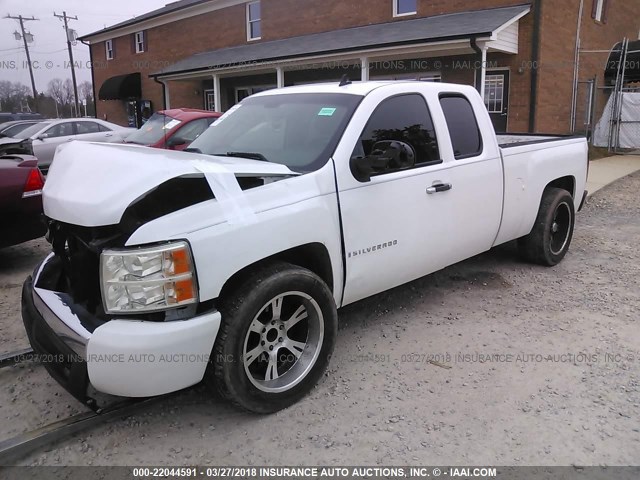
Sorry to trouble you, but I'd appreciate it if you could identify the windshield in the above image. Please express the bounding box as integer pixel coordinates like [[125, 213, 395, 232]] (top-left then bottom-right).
[[14, 121, 51, 139], [189, 93, 363, 172], [125, 113, 182, 145]]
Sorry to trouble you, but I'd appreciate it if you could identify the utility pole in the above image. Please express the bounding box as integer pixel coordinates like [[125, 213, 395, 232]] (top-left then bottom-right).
[[54, 11, 80, 117], [5, 14, 39, 112]]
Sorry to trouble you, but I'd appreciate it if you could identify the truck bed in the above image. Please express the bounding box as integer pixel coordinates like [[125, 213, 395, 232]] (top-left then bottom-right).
[[493, 135, 588, 247]]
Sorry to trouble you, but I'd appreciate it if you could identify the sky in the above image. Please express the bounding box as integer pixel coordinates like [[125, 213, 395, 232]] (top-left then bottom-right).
[[0, 0, 167, 93]]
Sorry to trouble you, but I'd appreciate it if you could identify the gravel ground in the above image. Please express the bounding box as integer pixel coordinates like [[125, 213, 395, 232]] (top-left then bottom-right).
[[0, 173, 638, 467]]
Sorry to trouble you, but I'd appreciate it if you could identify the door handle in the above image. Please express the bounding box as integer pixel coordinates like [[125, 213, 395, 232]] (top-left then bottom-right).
[[105, 133, 113, 137], [426, 183, 452, 194]]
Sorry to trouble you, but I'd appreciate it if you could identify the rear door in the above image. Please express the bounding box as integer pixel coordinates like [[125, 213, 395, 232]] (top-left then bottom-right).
[[337, 92, 457, 305], [439, 92, 503, 259], [74, 121, 110, 142]]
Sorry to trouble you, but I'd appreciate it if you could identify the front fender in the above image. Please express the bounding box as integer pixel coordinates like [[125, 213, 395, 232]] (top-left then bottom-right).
[[126, 163, 344, 304]]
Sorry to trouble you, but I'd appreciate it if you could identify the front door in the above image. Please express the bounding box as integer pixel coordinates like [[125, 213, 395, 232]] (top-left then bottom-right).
[[337, 93, 458, 305], [484, 70, 510, 133], [32, 121, 76, 164]]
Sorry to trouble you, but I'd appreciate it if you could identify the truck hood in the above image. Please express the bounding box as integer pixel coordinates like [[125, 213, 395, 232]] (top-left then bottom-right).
[[43, 141, 297, 227]]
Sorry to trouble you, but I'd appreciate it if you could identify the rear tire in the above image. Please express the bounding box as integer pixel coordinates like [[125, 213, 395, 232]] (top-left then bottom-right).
[[518, 187, 575, 266], [207, 261, 337, 413]]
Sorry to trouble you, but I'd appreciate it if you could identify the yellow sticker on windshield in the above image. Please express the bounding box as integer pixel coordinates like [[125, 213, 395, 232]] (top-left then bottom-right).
[[318, 107, 337, 116]]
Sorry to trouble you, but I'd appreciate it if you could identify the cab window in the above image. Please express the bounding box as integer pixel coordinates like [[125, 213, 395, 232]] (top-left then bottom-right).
[[439, 94, 483, 159], [351, 94, 440, 179]]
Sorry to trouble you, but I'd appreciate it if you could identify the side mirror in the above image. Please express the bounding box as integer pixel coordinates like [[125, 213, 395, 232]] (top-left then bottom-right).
[[166, 136, 187, 148], [350, 140, 415, 182], [36, 133, 50, 141]]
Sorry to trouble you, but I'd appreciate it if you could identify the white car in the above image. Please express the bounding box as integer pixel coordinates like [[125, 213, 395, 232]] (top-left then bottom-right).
[[9, 118, 135, 173], [23, 81, 588, 413]]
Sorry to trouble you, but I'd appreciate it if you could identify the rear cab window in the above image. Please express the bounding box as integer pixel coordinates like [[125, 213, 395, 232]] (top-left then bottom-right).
[[439, 94, 483, 160]]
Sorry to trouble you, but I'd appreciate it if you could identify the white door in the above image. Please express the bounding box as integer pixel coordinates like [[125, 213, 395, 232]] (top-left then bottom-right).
[[338, 93, 458, 305], [438, 94, 503, 259]]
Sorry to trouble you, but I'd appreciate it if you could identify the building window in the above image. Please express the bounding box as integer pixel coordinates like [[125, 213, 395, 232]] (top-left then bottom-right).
[[247, 1, 261, 40], [105, 39, 114, 60], [484, 74, 505, 113], [204, 90, 216, 111], [134, 31, 145, 53], [592, 0, 608, 22], [394, 0, 417, 17]]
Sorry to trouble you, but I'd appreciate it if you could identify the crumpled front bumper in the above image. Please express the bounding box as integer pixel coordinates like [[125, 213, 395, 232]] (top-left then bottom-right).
[[22, 254, 221, 399]]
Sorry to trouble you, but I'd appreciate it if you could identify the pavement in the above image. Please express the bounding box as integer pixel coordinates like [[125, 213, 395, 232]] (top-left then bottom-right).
[[586, 154, 640, 196]]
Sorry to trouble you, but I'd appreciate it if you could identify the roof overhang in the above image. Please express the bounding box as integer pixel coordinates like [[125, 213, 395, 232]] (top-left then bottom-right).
[[158, 39, 481, 82], [98, 73, 142, 100], [79, 0, 246, 43], [152, 4, 531, 81]]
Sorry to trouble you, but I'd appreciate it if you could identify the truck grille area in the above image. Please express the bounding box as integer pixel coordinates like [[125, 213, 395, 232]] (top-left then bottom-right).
[[43, 219, 208, 322], [46, 220, 126, 316]]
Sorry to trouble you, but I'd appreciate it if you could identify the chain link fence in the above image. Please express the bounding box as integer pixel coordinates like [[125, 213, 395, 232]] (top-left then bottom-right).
[[592, 85, 640, 152]]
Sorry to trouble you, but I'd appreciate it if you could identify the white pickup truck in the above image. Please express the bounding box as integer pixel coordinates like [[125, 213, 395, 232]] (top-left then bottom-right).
[[22, 81, 588, 413]]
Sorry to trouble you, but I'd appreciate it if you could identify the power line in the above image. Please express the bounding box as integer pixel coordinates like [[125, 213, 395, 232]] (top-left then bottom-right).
[[54, 11, 80, 116], [4, 14, 39, 112]]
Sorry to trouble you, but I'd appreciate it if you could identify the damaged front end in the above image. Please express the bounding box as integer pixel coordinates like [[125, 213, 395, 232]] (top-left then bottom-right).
[[22, 141, 297, 401]]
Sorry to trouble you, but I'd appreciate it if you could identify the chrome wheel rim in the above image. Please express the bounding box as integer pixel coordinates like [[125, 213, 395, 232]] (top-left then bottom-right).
[[550, 201, 572, 256], [242, 291, 324, 393]]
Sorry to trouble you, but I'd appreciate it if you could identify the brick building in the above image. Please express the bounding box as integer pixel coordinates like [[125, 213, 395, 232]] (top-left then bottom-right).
[[79, 0, 640, 133]]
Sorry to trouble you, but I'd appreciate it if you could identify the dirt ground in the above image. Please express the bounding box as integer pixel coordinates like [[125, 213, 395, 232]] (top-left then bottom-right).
[[0, 173, 638, 467]]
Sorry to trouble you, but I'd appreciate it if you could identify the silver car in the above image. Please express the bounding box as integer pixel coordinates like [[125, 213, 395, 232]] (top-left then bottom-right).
[[11, 118, 135, 173]]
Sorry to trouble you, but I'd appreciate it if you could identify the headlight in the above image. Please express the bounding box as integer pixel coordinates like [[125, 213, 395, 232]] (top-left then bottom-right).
[[100, 241, 198, 314]]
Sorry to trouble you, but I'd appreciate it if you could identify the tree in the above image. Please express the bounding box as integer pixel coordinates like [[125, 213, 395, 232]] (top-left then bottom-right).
[[47, 78, 66, 106], [62, 79, 75, 107], [0, 81, 33, 112], [79, 81, 93, 102]]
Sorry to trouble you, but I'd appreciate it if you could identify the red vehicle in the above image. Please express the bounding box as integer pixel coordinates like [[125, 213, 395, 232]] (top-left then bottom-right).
[[124, 108, 221, 150], [0, 155, 46, 248]]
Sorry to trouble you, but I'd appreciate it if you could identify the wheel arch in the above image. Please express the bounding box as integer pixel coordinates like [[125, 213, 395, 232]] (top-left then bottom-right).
[[218, 242, 335, 303], [545, 175, 575, 199]]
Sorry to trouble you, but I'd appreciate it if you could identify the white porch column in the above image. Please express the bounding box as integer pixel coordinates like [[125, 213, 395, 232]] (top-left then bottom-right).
[[213, 74, 221, 111], [276, 67, 284, 88], [479, 46, 488, 100], [361, 57, 370, 82]]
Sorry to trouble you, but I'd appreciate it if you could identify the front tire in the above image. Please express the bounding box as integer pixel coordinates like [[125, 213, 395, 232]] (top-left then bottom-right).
[[208, 261, 337, 413], [518, 187, 575, 266]]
